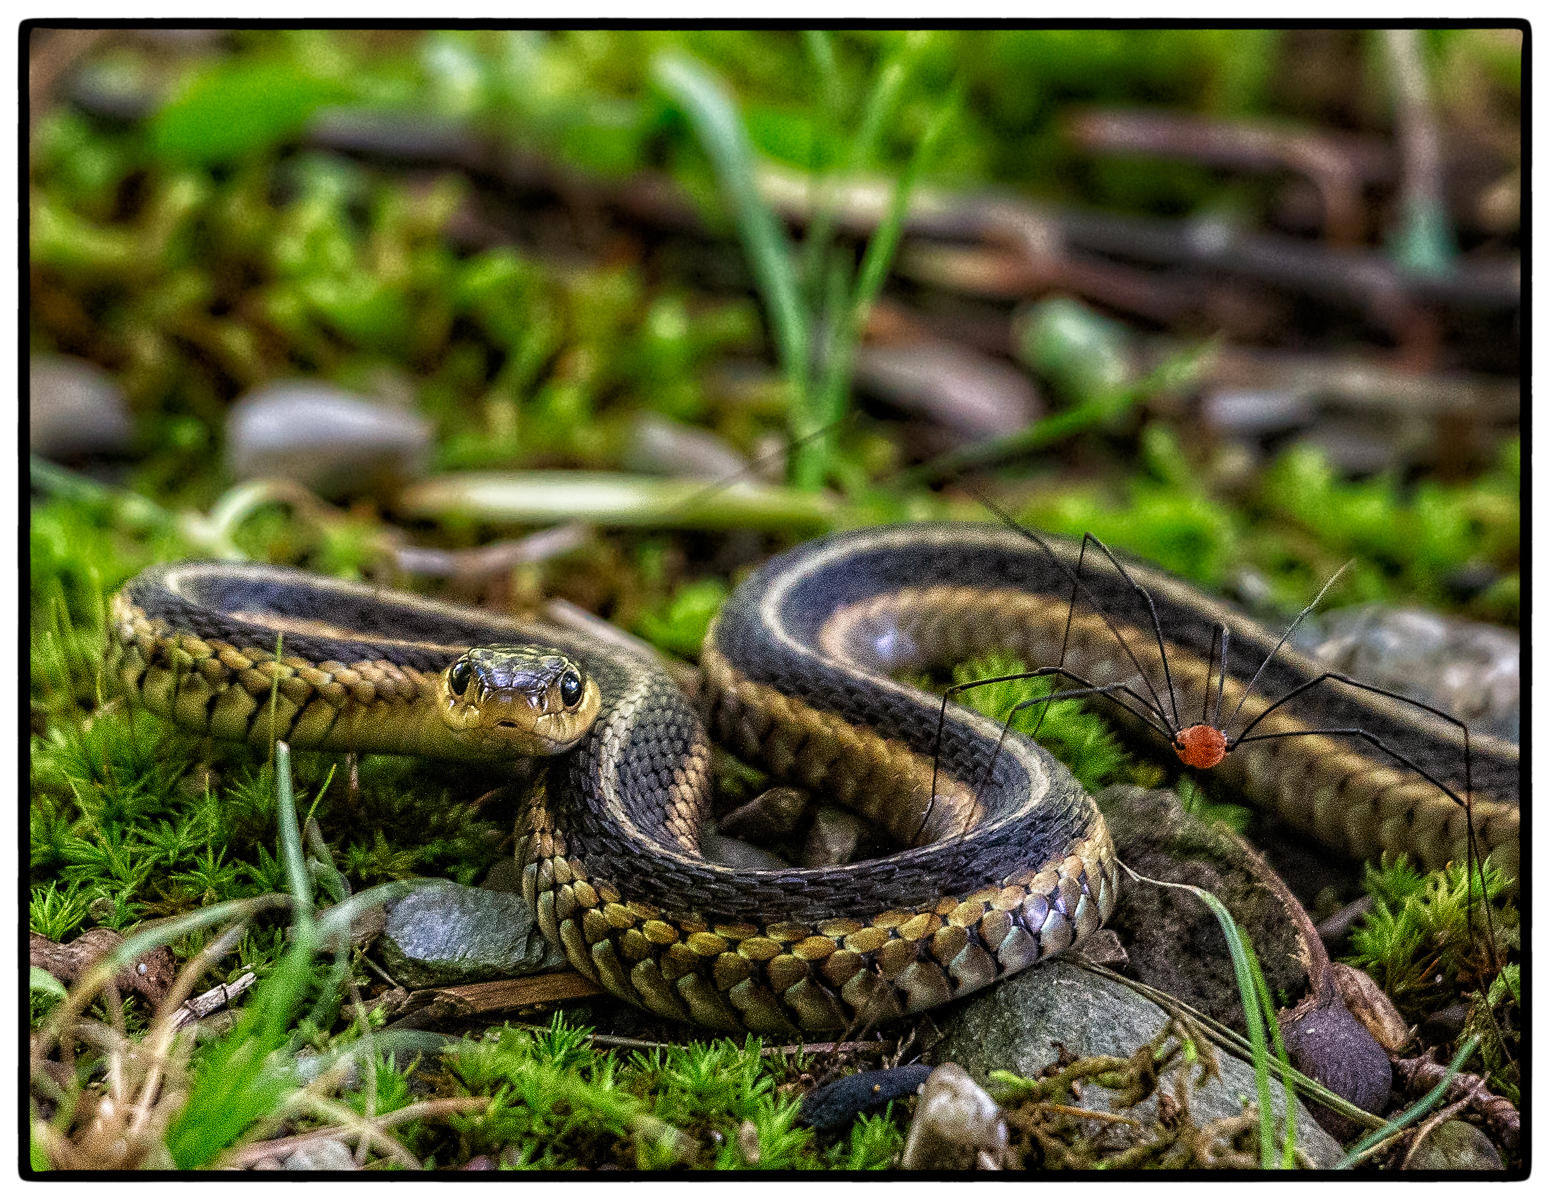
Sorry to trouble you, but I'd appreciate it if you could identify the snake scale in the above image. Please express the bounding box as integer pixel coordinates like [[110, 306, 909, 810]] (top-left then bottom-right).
[[107, 523, 1519, 1034]]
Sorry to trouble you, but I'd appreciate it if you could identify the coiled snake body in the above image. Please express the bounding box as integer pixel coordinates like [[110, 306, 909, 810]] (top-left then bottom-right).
[[108, 524, 1519, 1033]]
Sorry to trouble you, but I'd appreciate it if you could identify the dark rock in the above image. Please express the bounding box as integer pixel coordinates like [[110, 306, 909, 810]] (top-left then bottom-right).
[[377, 881, 564, 988], [29, 356, 134, 460], [899, 1064, 1008, 1170], [1404, 1119, 1504, 1171], [717, 787, 810, 842], [932, 960, 1343, 1166], [800, 1064, 933, 1133], [801, 807, 863, 867], [1282, 1000, 1393, 1138], [225, 380, 432, 498]]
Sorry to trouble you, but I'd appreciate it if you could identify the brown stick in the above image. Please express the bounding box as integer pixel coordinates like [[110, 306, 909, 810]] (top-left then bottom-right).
[[1390, 1053, 1519, 1152], [1064, 106, 1387, 244]]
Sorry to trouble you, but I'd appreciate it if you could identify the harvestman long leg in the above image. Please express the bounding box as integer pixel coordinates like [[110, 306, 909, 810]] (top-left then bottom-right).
[[1226, 669, 1498, 964], [919, 666, 1175, 844], [972, 493, 1182, 734]]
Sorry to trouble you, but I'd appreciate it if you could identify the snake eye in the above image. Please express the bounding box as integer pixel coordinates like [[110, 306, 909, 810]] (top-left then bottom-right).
[[559, 668, 583, 708], [448, 658, 473, 697]]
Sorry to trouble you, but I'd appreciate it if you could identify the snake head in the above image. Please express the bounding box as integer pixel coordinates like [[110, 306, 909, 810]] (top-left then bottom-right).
[[438, 645, 600, 754]]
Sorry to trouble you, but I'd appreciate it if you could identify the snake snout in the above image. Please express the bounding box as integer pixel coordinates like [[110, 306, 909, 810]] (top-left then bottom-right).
[[439, 644, 602, 755]]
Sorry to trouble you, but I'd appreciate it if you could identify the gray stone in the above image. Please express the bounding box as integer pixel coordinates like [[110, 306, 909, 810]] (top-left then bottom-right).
[[932, 960, 1345, 1167], [699, 825, 792, 871], [29, 356, 134, 460], [801, 806, 862, 867], [1404, 1119, 1504, 1171], [1311, 604, 1519, 742], [225, 380, 432, 498], [855, 340, 1042, 439], [899, 1063, 1008, 1171], [377, 881, 564, 988], [282, 1139, 358, 1171]]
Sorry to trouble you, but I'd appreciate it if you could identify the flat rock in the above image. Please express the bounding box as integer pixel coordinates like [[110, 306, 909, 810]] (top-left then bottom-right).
[[1309, 604, 1519, 742], [854, 340, 1041, 439], [699, 825, 792, 870], [225, 380, 432, 498], [377, 880, 565, 989], [29, 356, 134, 460], [932, 959, 1344, 1167]]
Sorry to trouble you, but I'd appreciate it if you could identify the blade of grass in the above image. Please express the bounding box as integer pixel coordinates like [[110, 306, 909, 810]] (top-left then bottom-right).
[[1123, 865, 1286, 1169], [798, 29, 844, 301], [813, 80, 963, 445], [274, 743, 313, 935], [652, 53, 810, 405]]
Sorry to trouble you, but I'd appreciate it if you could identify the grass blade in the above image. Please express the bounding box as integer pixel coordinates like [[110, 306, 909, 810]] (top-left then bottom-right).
[[652, 53, 809, 395]]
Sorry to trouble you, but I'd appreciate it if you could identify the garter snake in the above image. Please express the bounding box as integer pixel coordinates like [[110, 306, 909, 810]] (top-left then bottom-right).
[[107, 523, 1519, 1033]]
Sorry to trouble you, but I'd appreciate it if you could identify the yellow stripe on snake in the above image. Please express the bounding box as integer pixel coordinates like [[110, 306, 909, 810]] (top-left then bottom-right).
[[107, 524, 1518, 1034]]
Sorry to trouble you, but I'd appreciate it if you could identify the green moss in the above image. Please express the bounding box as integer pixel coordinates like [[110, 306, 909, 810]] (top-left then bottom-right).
[[945, 652, 1133, 794], [1345, 856, 1519, 1100]]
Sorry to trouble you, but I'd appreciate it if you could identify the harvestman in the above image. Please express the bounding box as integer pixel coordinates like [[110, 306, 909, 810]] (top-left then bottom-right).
[[922, 498, 1498, 962]]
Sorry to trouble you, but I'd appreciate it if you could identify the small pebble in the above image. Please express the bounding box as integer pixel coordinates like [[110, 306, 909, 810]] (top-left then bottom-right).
[[800, 1064, 933, 1133], [801, 807, 863, 868], [899, 1063, 1007, 1171], [854, 340, 1041, 439], [624, 413, 750, 480], [225, 380, 432, 498], [29, 356, 134, 460], [737, 1119, 761, 1165], [1201, 388, 1315, 439], [1405, 1119, 1504, 1171], [281, 1139, 357, 1171], [1281, 1000, 1393, 1138]]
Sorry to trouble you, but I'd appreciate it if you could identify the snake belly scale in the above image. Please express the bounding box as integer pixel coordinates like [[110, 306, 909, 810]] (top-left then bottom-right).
[[107, 524, 1518, 1034]]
